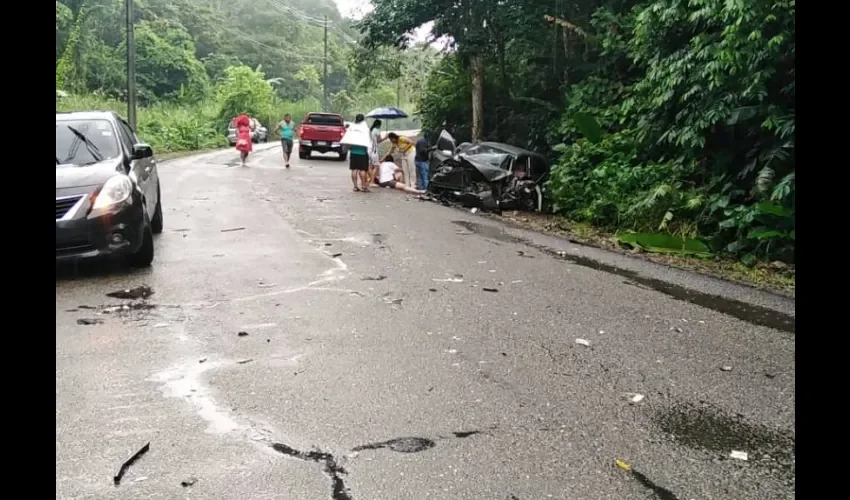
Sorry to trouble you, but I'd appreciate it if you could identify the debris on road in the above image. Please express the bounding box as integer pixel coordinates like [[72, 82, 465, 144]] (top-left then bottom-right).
[[432, 277, 464, 283], [629, 393, 645, 404], [452, 430, 483, 438], [113, 442, 150, 486], [575, 338, 591, 347], [199, 358, 207, 364], [614, 459, 681, 500], [428, 288, 438, 292], [221, 227, 246, 233], [258, 283, 276, 288], [352, 437, 436, 454], [470, 207, 479, 214], [77, 318, 103, 325], [730, 450, 749, 461], [482, 287, 499, 293], [330, 252, 343, 258], [362, 275, 387, 281], [669, 326, 684, 333], [516, 250, 534, 258], [106, 285, 154, 300], [237, 331, 249, 337], [720, 365, 733, 372], [180, 477, 198, 487], [237, 359, 254, 365]]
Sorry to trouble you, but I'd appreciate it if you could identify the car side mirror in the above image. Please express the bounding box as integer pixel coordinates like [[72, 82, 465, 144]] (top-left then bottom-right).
[[132, 143, 153, 160], [345, 124, 350, 129]]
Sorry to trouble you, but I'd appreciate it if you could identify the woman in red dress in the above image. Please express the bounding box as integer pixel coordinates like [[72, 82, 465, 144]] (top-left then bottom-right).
[[234, 114, 253, 167]]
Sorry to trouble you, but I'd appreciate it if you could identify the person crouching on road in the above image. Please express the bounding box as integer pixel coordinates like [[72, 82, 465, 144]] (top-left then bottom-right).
[[349, 114, 371, 192], [377, 158, 426, 194], [415, 130, 431, 190], [386, 132, 417, 189], [274, 113, 296, 169], [234, 114, 253, 167]]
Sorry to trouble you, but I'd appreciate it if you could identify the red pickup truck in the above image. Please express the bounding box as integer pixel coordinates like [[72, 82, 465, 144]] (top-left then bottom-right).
[[297, 112, 348, 161]]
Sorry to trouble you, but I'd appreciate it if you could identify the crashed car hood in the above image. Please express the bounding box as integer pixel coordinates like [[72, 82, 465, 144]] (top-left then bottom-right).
[[456, 154, 510, 182]]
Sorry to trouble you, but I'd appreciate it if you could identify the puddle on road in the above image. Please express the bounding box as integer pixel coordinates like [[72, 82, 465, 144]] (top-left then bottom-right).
[[654, 403, 795, 478], [451, 220, 795, 334]]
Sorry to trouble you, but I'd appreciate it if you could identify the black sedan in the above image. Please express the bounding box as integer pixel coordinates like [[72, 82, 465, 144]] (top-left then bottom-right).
[[56, 111, 163, 267]]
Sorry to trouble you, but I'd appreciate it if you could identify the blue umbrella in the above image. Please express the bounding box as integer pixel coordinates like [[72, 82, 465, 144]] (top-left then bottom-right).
[[365, 107, 408, 119]]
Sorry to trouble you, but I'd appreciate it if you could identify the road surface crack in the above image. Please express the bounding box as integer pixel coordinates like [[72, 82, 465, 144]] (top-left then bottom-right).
[[271, 443, 352, 500]]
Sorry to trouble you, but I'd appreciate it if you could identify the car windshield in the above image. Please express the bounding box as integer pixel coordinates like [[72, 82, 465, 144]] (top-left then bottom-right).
[[56, 119, 120, 166]]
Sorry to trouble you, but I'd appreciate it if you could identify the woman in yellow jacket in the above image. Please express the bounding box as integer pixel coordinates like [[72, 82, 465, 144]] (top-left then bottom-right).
[[386, 132, 417, 189]]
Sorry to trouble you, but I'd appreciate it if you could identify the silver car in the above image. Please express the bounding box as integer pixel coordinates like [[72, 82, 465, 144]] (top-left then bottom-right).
[[227, 117, 269, 145]]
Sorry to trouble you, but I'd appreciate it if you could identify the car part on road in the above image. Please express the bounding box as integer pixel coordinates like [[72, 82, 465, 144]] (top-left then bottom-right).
[[112, 441, 150, 486], [351, 437, 436, 454], [427, 130, 550, 213], [180, 476, 198, 487], [106, 285, 154, 300]]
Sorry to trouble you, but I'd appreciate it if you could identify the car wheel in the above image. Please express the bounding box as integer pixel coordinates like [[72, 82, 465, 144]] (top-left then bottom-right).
[[151, 185, 164, 234], [299, 149, 309, 160], [337, 151, 348, 162], [127, 225, 154, 268]]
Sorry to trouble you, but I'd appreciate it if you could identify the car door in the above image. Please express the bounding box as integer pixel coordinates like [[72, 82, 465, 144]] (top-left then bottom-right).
[[117, 118, 155, 218]]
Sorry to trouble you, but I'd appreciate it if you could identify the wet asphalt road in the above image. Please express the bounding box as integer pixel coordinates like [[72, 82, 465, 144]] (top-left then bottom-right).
[[56, 142, 795, 500]]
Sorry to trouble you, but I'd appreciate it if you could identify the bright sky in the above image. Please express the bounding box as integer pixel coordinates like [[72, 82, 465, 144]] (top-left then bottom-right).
[[333, 0, 436, 45]]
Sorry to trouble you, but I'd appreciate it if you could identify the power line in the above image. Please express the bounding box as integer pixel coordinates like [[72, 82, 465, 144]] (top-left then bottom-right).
[[219, 25, 328, 61]]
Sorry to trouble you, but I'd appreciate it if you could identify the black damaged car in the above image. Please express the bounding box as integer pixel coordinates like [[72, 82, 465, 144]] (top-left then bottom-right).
[[427, 130, 550, 213], [56, 111, 163, 267]]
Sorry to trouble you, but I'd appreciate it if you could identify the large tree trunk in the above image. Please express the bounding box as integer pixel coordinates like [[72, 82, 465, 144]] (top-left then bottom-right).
[[470, 53, 484, 142]]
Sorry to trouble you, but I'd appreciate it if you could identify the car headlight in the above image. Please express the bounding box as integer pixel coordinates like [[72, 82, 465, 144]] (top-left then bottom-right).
[[92, 174, 133, 210]]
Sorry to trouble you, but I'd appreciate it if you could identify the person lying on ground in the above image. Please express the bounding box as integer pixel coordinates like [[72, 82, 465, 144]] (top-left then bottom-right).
[[377, 160, 426, 194]]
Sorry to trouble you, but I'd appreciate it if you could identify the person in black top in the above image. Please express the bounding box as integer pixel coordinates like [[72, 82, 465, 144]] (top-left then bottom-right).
[[415, 130, 431, 190]]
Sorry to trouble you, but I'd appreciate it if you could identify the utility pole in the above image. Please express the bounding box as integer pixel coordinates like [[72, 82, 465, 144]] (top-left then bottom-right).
[[322, 15, 328, 112], [126, 0, 137, 129]]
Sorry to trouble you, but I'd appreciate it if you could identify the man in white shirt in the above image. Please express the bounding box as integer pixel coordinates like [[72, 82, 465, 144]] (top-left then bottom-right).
[[377, 161, 426, 194]]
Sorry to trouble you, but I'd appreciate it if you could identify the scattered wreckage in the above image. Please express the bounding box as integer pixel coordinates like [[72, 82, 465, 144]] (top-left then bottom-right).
[[426, 130, 550, 213]]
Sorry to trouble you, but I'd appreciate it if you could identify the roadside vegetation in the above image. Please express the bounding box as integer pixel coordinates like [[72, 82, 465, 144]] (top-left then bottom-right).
[[360, 0, 795, 291], [55, 0, 435, 153]]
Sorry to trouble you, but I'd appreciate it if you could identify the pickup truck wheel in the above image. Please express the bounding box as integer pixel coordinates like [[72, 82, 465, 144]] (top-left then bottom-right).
[[299, 149, 309, 160], [337, 151, 348, 162]]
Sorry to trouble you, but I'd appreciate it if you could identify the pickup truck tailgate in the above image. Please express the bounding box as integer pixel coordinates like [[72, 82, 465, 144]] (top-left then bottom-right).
[[300, 124, 345, 142]]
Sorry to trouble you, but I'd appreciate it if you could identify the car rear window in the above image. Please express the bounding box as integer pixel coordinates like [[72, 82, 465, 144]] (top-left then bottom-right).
[[305, 114, 343, 126]]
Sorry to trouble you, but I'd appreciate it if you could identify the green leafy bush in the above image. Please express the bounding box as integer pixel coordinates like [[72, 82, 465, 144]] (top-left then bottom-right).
[[547, 0, 795, 263]]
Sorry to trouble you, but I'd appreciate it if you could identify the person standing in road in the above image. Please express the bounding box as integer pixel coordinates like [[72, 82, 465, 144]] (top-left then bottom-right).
[[274, 114, 296, 169], [368, 119, 385, 185], [415, 130, 431, 191], [386, 132, 417, 188], [234, 114, 253, 167], [348, 114, 371, 192]]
